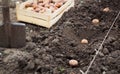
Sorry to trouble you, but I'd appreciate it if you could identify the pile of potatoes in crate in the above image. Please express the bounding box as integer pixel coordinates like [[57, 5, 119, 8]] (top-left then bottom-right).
[[22, 0, 68, 13]]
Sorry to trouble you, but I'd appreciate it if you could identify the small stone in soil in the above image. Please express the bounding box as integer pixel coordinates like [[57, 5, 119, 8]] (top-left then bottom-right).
[[26, 42, 36, 50], [109, 50, 120, 58], [102, 48, 109, 54], [98, 52, 104, 57], [26, 36, 32, 42], [112, 41, 120, 49], [106, 36, 116, 43], [30, 30, 33, 33], [69, 59, 78, 66], [52, 38, 59, 43], [55, 53, 64, 58], [25, 61, 35, 70]]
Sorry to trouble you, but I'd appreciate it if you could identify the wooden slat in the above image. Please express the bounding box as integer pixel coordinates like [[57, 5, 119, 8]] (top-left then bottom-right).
[[17, 14, 50, 28]]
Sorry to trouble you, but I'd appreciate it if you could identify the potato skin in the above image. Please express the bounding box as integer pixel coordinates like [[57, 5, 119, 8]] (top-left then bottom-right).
[[69, 60, 78, 66], [55, 2, 63, 8], [25, 2, 32, 8]]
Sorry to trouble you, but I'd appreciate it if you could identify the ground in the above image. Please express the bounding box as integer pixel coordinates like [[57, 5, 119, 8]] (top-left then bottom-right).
[[0, 0, 120, 74]]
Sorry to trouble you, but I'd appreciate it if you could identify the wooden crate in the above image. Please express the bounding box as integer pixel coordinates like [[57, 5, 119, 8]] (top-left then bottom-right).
[[16, 0, 74, 28]]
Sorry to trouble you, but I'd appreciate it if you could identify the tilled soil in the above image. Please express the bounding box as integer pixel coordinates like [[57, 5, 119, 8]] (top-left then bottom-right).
[[0, 0, 120, 74]]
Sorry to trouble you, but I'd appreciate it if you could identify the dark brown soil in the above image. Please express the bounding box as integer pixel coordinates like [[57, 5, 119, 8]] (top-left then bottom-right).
[[0, 0, 120, 74]]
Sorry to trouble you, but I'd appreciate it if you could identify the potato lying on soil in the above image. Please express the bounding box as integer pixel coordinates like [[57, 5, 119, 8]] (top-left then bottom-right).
[[81, 39, 88, 44], [103, 7, 110, 12], [92, 19, 100, 25], [69, 59, 78, 66]]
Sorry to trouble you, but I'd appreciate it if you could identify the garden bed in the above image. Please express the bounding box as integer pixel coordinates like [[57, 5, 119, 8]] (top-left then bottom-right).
[[0, 0, 120, 74]]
